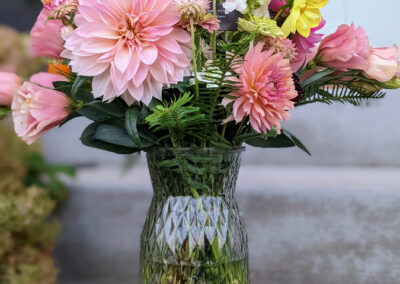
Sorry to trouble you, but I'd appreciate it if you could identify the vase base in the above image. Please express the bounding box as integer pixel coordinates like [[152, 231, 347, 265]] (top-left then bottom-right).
[[141, 258, 249, 284]]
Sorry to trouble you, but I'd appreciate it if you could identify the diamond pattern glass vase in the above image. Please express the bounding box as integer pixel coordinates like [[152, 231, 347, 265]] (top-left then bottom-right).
[[140, 147, 249, 283]]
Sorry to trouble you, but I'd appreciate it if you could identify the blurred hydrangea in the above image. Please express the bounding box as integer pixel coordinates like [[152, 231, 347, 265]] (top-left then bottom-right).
[[0, 25, 45, 78], [1, 246, 58, 284], [0, 122, 65, 284]]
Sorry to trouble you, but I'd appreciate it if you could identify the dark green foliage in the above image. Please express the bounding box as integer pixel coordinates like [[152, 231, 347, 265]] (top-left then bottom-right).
[[56, 81, 158, 154], [80, 122, 140, 154], [77, 100, 125, 122], [245, 129, 311, 155], [146, 93, 209, 146], [126, 107, 142, 147]]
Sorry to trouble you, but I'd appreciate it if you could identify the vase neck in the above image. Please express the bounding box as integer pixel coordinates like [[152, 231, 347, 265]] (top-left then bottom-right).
[[146, 148, 244, 198]]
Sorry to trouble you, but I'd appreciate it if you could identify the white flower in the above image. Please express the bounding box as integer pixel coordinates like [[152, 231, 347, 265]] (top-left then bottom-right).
[[190, 67, 232, 88], [253, 0, 271, 17], [222, 0, 247, 14]]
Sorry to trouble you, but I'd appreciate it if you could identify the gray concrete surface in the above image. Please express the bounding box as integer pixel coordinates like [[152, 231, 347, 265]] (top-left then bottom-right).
[[56, 165, 400, 284]]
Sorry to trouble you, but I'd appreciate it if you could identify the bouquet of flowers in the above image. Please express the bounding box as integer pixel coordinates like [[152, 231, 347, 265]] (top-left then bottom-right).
[[1, 0, 399, 283], [0, 0, 398, 152]]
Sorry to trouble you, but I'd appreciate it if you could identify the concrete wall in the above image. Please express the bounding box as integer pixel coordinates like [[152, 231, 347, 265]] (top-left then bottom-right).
[[42, 0, 400, 167]]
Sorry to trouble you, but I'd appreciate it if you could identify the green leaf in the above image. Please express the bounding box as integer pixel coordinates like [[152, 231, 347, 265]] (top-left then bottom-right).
[[71, 76, 89, 98], [81, 122, 140, 154], [246, 133, 295, 148], [78, 101, 125, 122], [137, 126, 159, 147], [94, 124, 137, 147], [125, 107, 141, 147], [53, 81, 72, 96], [281, 129, 311, 156], [75, 88, 94, 103], [286, 0, 294, 8], [301, 69, 336, 87], [246, 129, 311, 155]]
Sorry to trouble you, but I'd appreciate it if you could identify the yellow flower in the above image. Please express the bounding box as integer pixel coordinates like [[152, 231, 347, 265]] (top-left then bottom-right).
[[238, 17, 283, 37], [281, 0, 329, 38]]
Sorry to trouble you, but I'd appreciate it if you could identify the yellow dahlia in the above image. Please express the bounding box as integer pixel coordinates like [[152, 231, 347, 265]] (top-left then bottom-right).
[[281, 0, 329, 38]]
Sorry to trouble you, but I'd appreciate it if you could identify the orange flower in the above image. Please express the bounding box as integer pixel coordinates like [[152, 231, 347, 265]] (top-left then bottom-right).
[[48, 62, 71, 77]]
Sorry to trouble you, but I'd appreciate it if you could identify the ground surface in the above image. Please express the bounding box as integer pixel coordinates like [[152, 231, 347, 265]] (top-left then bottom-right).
[[57, 165, 400, 284]]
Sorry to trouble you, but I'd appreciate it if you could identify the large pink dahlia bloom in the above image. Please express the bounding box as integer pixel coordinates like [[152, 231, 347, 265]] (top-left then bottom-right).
[[62, 0, 191, 105], [223, 42, 298, 134]]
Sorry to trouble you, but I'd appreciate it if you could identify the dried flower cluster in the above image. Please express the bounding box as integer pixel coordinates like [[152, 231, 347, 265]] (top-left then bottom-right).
[[0, 123, 60, 283]]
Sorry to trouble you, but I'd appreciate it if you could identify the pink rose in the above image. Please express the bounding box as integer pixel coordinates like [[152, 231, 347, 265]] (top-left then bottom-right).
[[31, 9, 64, 59], [364, 46, 399, 82], [12, 76, 71, 145], [0, 72, 23, 106], [317, 24, 370, 71]]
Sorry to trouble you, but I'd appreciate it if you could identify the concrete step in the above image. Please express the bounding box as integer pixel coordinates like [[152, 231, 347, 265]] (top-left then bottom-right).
[[57, 165, 400, 284]]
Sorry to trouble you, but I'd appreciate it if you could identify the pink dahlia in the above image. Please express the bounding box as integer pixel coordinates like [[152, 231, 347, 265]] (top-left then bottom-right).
[[179, 13, 220, 33], [223, 42, 298, 134], [198, 14, 220, 33], [62, 0, 191, 105], [31, 9, 65, 59], [263, 37, 297, 62], [12, 75, 70, 145], [175, 0, 210, 20], [292, 18, 326, 54]]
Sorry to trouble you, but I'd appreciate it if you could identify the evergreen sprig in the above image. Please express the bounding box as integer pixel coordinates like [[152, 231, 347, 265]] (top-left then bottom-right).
[[298, 69, 387, 107], [145, 93, 209, 147]]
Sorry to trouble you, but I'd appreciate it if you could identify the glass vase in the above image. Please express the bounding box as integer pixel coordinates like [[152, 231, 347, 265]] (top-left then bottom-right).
[[140, 147, 249, 283]]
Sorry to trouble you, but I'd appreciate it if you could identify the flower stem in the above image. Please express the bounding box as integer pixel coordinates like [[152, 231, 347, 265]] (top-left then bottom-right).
[[212, 0, 217, 59], [221, 124, 227, 138], [273, 9, 284, 21], [168, 127, 178, 147], [190, 17, 200, 99]]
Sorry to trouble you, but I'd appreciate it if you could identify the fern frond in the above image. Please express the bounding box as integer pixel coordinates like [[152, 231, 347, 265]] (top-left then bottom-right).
[[146, 93, 207, 132], [298, 84, 386, 107], [298, 70, 387, 107]]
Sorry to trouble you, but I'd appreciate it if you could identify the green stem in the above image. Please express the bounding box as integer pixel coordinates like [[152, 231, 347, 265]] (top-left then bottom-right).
[[212, 0, 217, 59], [235, 120, 246, 139], [190, 17, 200, 99], [221, 124, 227, 138], [273, 8, 284, 21], [168, 127, 177, 147], [190, 187, 201, 199]]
